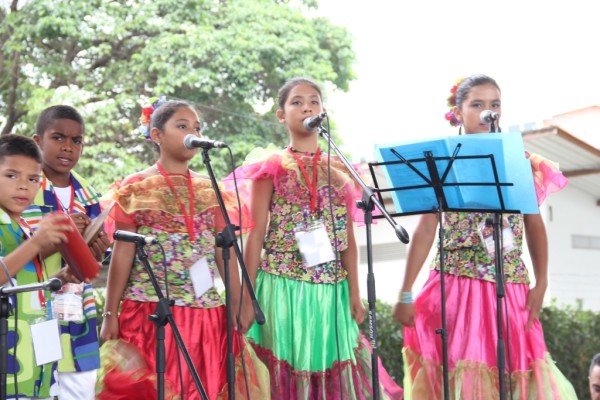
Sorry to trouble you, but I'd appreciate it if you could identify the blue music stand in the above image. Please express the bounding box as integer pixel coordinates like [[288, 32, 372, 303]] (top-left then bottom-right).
[[369, 132, 538, 400], [371, 132, 538, 216]]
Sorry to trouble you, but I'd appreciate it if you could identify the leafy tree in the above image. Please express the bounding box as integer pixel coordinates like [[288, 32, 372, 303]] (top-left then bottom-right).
[[0, 0, 355, 192], [358, 300, 405, 385], [539, 300, 600, 399]]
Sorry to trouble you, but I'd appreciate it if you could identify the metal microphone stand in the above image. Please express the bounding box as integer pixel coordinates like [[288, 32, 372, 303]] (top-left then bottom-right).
[[317, 125, 409, 400], [135, 242, 209, 400], [0, 295, 9, 400], [487, 123, 509, 400], [200, 147, 264, 400], [490, 214, 509, 400], [0, 279, 62, 400]]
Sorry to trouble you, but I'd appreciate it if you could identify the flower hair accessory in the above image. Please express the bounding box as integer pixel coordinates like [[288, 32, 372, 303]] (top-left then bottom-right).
[[444, 78, 463, 127], [138, 96, 167, 140]]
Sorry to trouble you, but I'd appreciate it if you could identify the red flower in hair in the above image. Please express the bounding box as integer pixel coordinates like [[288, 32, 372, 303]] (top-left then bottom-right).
[[138, 96, 166, 140], [445, 78, 463, 126]]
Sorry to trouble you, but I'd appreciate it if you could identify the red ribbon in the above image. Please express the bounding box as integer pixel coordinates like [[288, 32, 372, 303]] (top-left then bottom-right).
[[289, 147, 321, 215], [156, 162, 196, 242]]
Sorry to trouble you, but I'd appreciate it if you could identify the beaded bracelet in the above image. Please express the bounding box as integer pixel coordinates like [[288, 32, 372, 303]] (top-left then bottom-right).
[[399, 291, 414, 304]]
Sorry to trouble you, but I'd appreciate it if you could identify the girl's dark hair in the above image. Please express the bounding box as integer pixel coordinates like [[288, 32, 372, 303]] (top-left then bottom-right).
[[35, 105, 85, 136], [591, 353, 600, 375], [455, 74, 501, 109], [277, 77, 323, 109], [0, 134, 43, 165], [150, 100, 194, 131]]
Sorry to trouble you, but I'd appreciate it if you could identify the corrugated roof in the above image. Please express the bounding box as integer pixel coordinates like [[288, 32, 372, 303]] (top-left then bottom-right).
[[522, 126, 600, 200]]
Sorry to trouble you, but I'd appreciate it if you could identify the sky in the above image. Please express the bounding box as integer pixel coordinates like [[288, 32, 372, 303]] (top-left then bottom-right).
[[315, 0, 600, 162]]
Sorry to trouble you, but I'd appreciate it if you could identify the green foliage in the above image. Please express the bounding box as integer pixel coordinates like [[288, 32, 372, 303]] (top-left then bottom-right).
[[358, 300, 405, 385], [1, 0, 356, 192], [539, 299, 600, 399]]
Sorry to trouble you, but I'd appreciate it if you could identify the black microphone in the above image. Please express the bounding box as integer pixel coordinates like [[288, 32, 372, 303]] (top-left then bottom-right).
[[0, 278, 62, 295], [303, 112, 327, 131], [113, 230, 158, 245], [183, 134, 228, 150], [480, 110, 499, 123]]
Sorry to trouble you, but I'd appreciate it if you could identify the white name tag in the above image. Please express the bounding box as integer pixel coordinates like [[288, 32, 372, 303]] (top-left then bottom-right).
[[294, 221, 335, 268], [189, 257, 213, 298], [478, 217, 516, 258], [52, 283, 84, 322], [30, 318, 63, 366]]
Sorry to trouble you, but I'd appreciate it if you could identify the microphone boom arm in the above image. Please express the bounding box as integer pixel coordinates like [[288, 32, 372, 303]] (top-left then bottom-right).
[[318, 128, 409, 243]]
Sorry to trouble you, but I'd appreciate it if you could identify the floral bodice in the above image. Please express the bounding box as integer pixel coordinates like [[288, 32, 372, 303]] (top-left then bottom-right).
[[105, 174, 247, 308], [432, 212, 530, 284], [227, 147, 369, 284], [261, 164, 350, 284]]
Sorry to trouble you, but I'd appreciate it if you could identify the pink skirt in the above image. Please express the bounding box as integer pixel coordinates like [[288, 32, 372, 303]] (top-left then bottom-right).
[[403, 271, 576, 399]]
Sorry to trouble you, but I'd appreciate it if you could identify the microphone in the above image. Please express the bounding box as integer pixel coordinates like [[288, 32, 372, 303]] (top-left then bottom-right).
[[183, 134, 228, 150], [303, 112, 327, 131], [0, 278, 62, 295], [480, 110, 499, 123], [113, 230, 158, 245]]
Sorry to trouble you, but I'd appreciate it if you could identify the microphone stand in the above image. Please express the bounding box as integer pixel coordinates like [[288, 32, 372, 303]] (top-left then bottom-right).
[[0, 295, 9, 400], [135, 243, 209, 400], [487, 123, 509, 399], [490, 215, 509, 400], [317, 125, 409, 400], [200, 148, 265, 400], [0, 279, 62, 400]]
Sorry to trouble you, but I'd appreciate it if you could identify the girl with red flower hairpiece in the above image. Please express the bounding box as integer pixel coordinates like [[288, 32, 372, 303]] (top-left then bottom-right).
[[393, 74, 575, 399], [98, 99, 269, 399], [444, 78, 463, 128]]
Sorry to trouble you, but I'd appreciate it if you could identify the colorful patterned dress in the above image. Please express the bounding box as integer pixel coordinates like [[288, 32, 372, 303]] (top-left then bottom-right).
[[231, 147, 403, 400], [22, 171, 101, 374], [402, 155, 576, 399], [0, 208, 57, 398], [98, 173, 269, 400]]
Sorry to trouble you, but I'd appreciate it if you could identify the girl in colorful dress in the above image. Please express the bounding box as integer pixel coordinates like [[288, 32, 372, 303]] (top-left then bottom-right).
[[98, 98, 268, 399], [392, 74, 577, 399], [238, 77, 403, 399]]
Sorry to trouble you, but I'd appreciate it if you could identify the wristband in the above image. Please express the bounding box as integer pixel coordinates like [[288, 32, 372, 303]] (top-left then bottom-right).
[[101, 311, 113, 318], [399, 291, 414, 304]]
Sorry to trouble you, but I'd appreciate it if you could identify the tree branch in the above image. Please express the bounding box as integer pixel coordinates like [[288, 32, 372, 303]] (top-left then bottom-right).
[[2, 50, 21, 135]]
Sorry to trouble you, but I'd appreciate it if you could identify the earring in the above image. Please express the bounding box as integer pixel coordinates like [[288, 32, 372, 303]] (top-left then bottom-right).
[[458, 125, 463, 135]]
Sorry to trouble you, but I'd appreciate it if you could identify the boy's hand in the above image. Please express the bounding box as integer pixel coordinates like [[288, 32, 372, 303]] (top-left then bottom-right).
[[53, 264, 90, 284], [90, 231, 110, 261], [70, 213, 90, 234], [31, 213, 72, 253]]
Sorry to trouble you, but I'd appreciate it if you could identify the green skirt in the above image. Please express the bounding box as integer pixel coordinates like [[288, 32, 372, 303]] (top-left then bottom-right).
[[246, 270, 403, 399]]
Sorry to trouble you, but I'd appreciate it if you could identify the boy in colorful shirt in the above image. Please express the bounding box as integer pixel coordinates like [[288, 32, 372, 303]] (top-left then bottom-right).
[[22, 105, 110, 400], [0, 134, 76, 399]]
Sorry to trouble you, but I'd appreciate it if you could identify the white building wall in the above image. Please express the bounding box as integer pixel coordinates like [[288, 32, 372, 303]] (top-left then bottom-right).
[[355, 214, 435, 306], [542, 184, 600, 310]]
